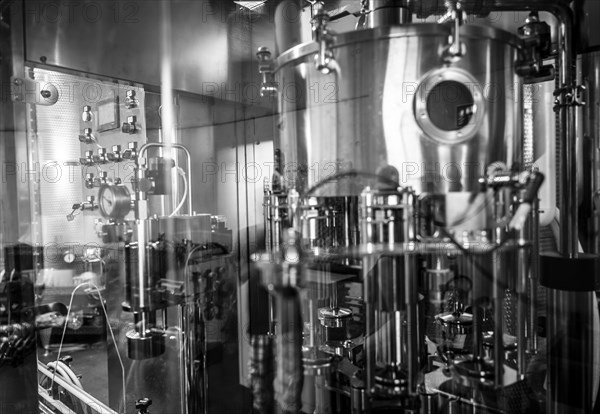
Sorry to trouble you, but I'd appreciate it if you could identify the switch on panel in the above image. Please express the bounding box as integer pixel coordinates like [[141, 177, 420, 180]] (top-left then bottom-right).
[[122, 116, 137, 134], [125, 90, 138, 109], [122, 142, 138, 159], [82, 105, 92, 122], [78, 128, 95, 144]]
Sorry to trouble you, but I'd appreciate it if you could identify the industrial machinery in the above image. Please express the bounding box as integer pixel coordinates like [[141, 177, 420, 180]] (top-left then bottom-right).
[[102, 142, 236, 414], [1, 0, 600, 413], [249, 1, 599, 414]]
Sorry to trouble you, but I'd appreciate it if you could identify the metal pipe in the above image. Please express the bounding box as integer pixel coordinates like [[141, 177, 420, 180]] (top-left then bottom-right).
[[179, 305, 189, 414], [516, 228, 528, 379], [476, 2, 586, 411], [471, 255, 484, 361], [363, 255, 376, 394], [138, 142, 194, 215], [405, 254, 419, 394], [484, 0, 576, 257], [547, 290, 595, 413], [367, 0, 412, 27], [492, 249, 504, 386], [583, 51, 600, 254], [528, 198, 540, 354]]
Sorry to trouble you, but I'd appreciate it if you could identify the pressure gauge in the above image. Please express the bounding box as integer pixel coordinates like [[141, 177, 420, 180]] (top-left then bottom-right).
[[98, 184, 132, 220], [63, 251, 76, 264]]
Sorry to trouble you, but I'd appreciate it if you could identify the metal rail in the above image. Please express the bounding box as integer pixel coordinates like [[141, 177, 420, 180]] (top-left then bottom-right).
[[38, 362, 120, 414]]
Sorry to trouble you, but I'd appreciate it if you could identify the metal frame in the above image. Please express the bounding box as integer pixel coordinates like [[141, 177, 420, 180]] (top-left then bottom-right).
[[38, 363, 119, 414]]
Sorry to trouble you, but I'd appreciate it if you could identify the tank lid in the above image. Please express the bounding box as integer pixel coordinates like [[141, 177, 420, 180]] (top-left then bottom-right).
[[275, 23, 522, 69]]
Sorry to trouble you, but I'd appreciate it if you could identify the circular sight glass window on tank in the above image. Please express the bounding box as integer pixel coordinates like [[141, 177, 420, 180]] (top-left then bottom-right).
[[414, 68, 484, 145], [426, 81, 475, 131]]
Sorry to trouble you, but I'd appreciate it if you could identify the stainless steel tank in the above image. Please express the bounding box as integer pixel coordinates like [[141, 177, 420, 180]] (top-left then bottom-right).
[[274, 23, 522, 197]]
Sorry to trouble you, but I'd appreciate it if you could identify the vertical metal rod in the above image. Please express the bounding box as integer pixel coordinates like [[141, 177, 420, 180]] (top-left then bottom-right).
[[162, 308, 168, 329], [516, 231, 529, 379], [331, 283, 338, 311], [344, 197, 352, 247], [547, 291, 595, 413], [314, 374, 331, 414], [492, 225, 504, 385], [528, 198, 540, 354], [471, 255, 483, 361], [405, 254, 418, 394], [363, 256, 375, 394], [308, 298, 316, 349], [268, 294, 276, 336], [392, 257, 401, 366], [264, 186, 273, 255], [557, 27, 578, 259], [201, 310, 208, 414], [584, 52, 600, 254], [179, 305, 189, 414]]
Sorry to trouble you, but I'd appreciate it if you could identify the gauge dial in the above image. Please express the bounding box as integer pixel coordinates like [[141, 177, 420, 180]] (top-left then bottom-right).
[[63, 252, 76, 264], [98, 184, 132, 219]]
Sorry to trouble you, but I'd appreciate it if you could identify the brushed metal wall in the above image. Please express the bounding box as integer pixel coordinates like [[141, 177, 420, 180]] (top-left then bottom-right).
[[25, 0, 276, 106], [30, 67, 147, 269]]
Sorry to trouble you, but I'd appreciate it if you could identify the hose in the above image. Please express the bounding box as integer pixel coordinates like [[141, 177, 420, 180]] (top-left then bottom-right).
[[169, 166, 188, 217]]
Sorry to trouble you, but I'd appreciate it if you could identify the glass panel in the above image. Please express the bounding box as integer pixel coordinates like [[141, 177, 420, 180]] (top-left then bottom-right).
[[0, 2, 598, 414]]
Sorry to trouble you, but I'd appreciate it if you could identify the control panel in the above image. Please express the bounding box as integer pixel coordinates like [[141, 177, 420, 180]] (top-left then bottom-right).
[[73, 84, 147, 242]]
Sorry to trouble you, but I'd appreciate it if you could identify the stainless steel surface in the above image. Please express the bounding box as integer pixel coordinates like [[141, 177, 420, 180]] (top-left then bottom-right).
[[547, 290, 596, 413], [360, 188, 421, 398], [492, 250, 504, 385], [470, 4, 588, 412], [481, 0, 576, 259], [10, 0, 33, 243], [409, 0, 579, 256], [516, 236, 528, 378], [274, 0, 312, 55], [531, 78, 557, 227], [24, 0, 275, 103], [367, 0, 411, 28], [583, 51, 600, 255], [108, 216, 235, 414], [574, 0, 600, 52], [0, 3, 20, 265], [274, 23, 522, 196], [26, 67, 146, 263], [0, 0, 595, 412]]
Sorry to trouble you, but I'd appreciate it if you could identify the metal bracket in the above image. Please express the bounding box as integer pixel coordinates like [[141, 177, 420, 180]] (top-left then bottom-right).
[[10, 77, 59, 106], [256, 47, 278, 97], [553, 84, 586, 111], [439, 1, 467, 64], [312, 2, 337, 74]]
